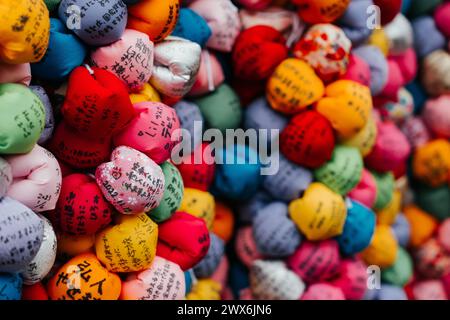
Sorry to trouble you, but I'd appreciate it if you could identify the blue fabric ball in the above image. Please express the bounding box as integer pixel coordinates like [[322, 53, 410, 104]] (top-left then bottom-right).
[[392, 213, 411, 247], [58, 0, 127, 46], [212, 144, 263, 200], [412, 16, 446, 58], [174, 100, 204, 155], [263, 154, 313, 202], [0, 273, 22, 300], [364, 284, 407, 300], [244, 97, 288, 146], [353, 45, 389, 95], [338, 0, 374, 46], [406, 80, 428, 113], [31, 18, 87, 81], [236, 190, 273, 224], [193, 233, 225, 279], [172, 8, 212, 47], [337, 199, 376, 256], [253, 202, 301, 257]]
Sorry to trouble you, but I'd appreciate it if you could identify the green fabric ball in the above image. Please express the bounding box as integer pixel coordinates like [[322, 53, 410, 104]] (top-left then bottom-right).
[[372, 171, 395, 211], [381, 247, 413, 286], [193, 84, 242, 134], [44, 0, 61, 11], [0, 84, 45, 155], [149, 161, 184, 223], [408, 0, 443, 18], [314, 145, 363, 195], [415, 185, 450, 221]]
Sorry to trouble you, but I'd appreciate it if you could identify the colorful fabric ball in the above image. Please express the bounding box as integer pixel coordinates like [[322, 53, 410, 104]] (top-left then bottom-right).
[[95, 146, 165, 215], [62, 66, 135, 139], [59, 0, 127, 46], [0, 0, 50, 63], [266, 59, 325, 114], [31, 18, 87, 81], [289, 182, 347, 241], [156, 212, 210, 271], [90, 29, 154, 90], [253, 202, 302, 257], [337, 200, 376, 256], [287, 239, 341, 284], [314, 145, 363, 196], [233, 26, 288, 81], [280, 110, 335, 168], [52, 173, 112, 235], [293, 24, 352, 82], [0, 84, 45, 155], [5, 145, 61, 212], [95, 213, 159, 273], [171, 8, 212, 47], [113, 102, 181, 164]]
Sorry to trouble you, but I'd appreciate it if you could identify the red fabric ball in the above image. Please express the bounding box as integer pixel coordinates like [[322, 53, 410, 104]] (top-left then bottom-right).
[[373, 0, 402, 25], [61, 66, 135, 139], [51, 173, 112, 235], [156, 211, 210, 271], [48, 121, 112, 169], [392, 161, 407, 179], [176, 143, 215, 191], [21, 282, 49, 300], [280, 110, 335, 168], [233, 25, 288, 81]]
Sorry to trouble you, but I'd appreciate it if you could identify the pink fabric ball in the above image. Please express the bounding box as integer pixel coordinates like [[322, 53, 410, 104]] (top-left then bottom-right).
[[380, 60, 404, 99], [434, 3, 450, 38], [412, 280, 448, 300], [95, 146, 165, 214], [340, 54, 371, 87], [401, 116, 431, 150], [113, 102, 181, 164], [380, 49, 417, 99], [188, 50, 224, 97], [438, 219, 450, 253], [287, 240, 341, 284], [422, 95, 450, 139], [91, 29, 154, 90], [390, 48, 417, 84], [120, 256, 185, 300], [0, 62, 31, 85], [330, 258, 368, 300], [189, 0, 241, 52], [348, 169, 377, 209], [300, 283, 346, 300], [235, 227, 264, 268], [5, 145, 62, 212], [365, 121, 411, 173], [210, 255, 229, 290]]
